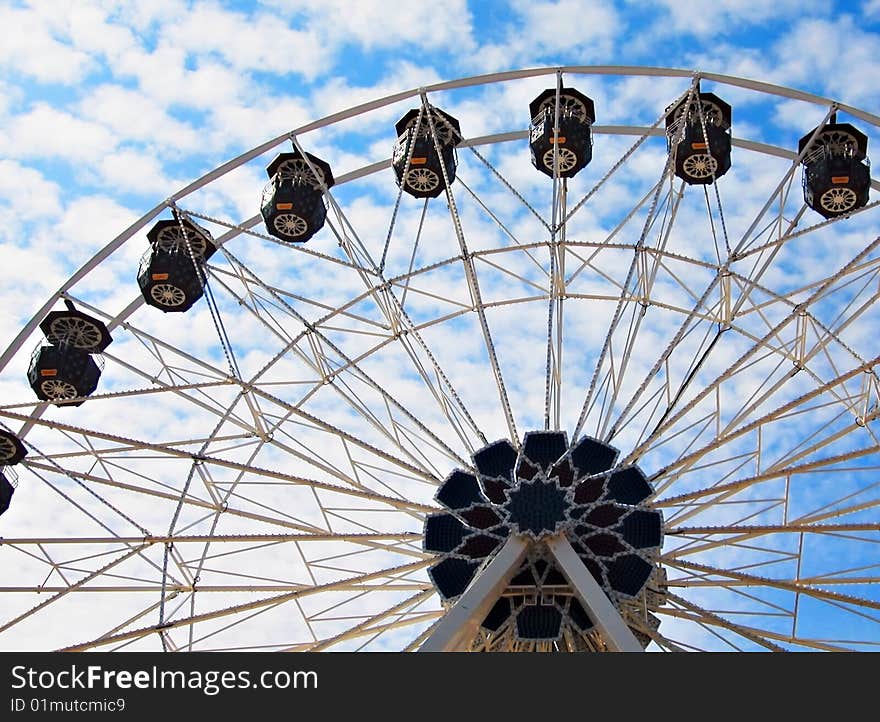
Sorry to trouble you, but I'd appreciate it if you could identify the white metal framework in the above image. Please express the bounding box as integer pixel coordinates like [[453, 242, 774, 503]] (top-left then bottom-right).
[[1, 66, 880, 652]]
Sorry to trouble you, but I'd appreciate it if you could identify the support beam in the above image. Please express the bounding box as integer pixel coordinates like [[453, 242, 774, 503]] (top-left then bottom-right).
[[419, 535, 528, 652], [546, 535, 643, 652], [420, 534, 644, 652]]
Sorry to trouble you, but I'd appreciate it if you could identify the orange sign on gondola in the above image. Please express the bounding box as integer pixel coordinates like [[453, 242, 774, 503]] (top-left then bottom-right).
[[40, 369, 57, 377], [151, 273, 169, 281]]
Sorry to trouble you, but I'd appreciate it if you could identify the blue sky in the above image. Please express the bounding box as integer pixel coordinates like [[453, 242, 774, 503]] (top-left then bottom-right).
[[1, 1, 880, 652]]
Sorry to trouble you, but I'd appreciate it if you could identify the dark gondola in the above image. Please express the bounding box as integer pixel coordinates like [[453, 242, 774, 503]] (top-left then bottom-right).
[[0, 470, 17, 517], [528, 87, 596, 179], [0, 429, 27, 466], [29, 301, 110, 404], [392, 106, 461, 198], [27, 343, 102, 406], [665, 91, 732, 185], [138, 217, 216, 312], [261, 151, 334, 243], [799, 121, 871, 219]]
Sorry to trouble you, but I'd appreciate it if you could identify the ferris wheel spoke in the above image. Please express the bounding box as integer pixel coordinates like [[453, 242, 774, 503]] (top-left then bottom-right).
[[0, 532, 423, 547], [659, 451, 880, 530], [0, 534, 427, 605], [792, 485, 880, 526], [628, 237, 880, 472], [734, 198, 880, 263], [657, 596, 854, 651], [572, 166, 682, 441], [668, 522, 880, 537], [347, 612, 441, 652], [653, 354, 879, 480], [55, 307, 265, 451], [596, 205, 692, 442], [600, 129, 844, 457], [9, 346, 455, 508], [715, 311, 880, 446], [58, 557, 433, 651], [239, 397, 447, 512], [226, 228, 488, 463], [0, 543, 151, 636], [459, 138, 552, 233], [66, 294, 234, 383], [545, 197, 566, 431], [217, 238, 483, 467], [732, 104, 838, 257], [656, 414, 880, 524], [25, 433, 254, 461], [656, 449, 880, 535], [22, 460, 323, 534], [2, 382, 243, 425], [659, 597, 880, 652], [394, 197, 430, 310], [564, 92, 688, 230], [18, 435, 434, 524], [324, 182, 491, 452], [664, 523, 880, 564], [181, 597, 440, 653], [437, 185, 519, 442], [187, 210, 364, 272], [456, 178, 552, 259], [661, 442, 874, 530], [250, 384, 442, 481], [667, 558, 880, 611], [728, 207, 808, 320], [301, 589, 437, 651], [605, 239, 753, 448]]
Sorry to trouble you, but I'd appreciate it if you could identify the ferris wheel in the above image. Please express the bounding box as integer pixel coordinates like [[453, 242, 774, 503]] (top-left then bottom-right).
[[1, 66, 879, 652]]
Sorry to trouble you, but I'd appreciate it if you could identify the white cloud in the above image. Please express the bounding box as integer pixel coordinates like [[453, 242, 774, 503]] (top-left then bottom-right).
[[0, 160, 62, 224], [44, 195, 138, 269], [63, 2, 141, 63], [202, 94, 313, 153], [308, 61, 445, 130], [772, 16, 880, 105], [96, 149, 180, 197], [98, 0, 188, 32], [460, 0, 620, 72], [510, 0, 620, 54], [77, 85, 201, 152], [112, 44, 243, 110], [0, 103, 118, 163], [267, 0, 477, 54], [161, 2, 329, 78], [0, 4, 93, 83], [637, 0, 827, 38]]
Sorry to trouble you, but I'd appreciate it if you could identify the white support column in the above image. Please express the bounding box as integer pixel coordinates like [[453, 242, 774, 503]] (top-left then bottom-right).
[[546, 535, 643, 652], [419, 535, 528, 652]]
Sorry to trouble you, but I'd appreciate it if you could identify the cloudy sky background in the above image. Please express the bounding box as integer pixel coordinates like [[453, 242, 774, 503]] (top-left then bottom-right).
[[1, 1, 880, 652]]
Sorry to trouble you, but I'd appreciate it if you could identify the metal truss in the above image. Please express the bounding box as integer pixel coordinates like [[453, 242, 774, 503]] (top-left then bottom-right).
[[2, 66, 880, 652]]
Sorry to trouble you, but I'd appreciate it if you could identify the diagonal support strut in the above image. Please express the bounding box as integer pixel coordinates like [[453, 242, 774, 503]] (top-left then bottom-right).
[[419, 534, 643, 652]]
